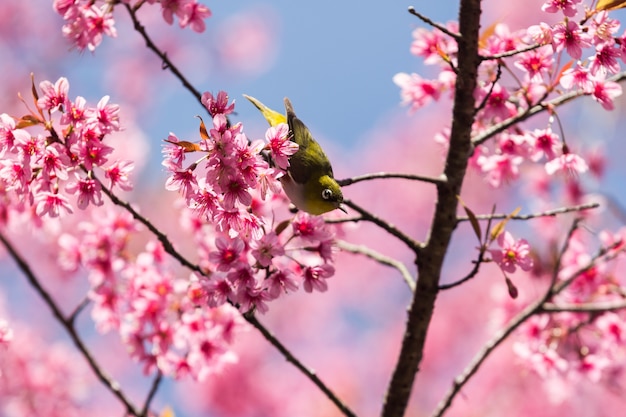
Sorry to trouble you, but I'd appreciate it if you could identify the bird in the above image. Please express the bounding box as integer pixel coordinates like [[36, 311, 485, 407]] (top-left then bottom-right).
[[244, 94, 345, 215]]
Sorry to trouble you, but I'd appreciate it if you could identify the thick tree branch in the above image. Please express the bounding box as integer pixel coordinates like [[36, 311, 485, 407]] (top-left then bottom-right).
[[0, 231, 141, 416], [381, 1, 483, 416]]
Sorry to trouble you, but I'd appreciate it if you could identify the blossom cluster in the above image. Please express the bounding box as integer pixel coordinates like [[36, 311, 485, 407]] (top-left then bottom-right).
[[57, 209, 246, 381], [394, 1, 623, 191], [0, 77, 132, 222], [162, 91, 339, 313], [513, 229, 626, 397], [53, 0, 212, 51]]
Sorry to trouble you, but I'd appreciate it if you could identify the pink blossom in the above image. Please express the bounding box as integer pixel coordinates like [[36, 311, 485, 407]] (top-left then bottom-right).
[[235, 284, 270, 314], [264, 268, 299, 299], [489, 231, 533, 273], [91, 95, 121, 133], [476, 153, 523, 187], [162, 133, 186, 171], [179, 1, 212, 33], [393, 72, 441, 112], [410, 25, 457, 65], [545, 152, 589, 176], [76, 138, 114, 170], [160, 0, 190, 25], [61, 4, 117, 52], [0, 160, 31, 195], [588, 43, 621, 76], [559, 63, 593, 92], [589, 10, 620, 45], [37, 77, 69, 112], [40, 143, 71, 180], [250, 232, 285, 267], [514, 46, 553, 82], [65, 175, 103, 209], [591, 77, 623, 110], [201, 91, 235, 116], [475, 82, 517, 121], [528, 128, 561, 161], [265, 123, 299, 170], [165, 168, 198, 198], [541, 0, 582, 17], [302, 264, 334, 293], [292, 212, 333, 242], [552, 20, 592, 59], [104, 160, 135, 191], [527, 22, 553, 45], [34, 192, 73, 218], [209, 237, 245, 272]]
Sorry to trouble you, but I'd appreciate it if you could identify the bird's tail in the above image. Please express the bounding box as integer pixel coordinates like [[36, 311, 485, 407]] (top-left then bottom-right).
[[243, 94, 287, 127]]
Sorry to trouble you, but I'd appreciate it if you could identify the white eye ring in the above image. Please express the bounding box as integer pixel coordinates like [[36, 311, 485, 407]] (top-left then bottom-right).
[[321, 189, 332, 200]]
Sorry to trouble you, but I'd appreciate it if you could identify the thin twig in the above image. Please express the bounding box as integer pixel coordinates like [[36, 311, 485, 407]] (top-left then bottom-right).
[[474, 63, 503, 116], [0, 231, 141, 416], [123, 3, 203, 105], [68, 296, 91, 326], [337, 172, 446, 187], [541, 300, 626, 313], [438, 249, 486, 290], [140, 372, 163, 417], [337, 240, 416, 291], [325, 216, 363, 224], [94, 177, 355, 417], [407, 6, 461, 39], [343, 199, 422, 252], [480, 43, 542, 60], [471, 70, 626, 147], [456, 202, 600, 223], [245, 314, 357, 417]]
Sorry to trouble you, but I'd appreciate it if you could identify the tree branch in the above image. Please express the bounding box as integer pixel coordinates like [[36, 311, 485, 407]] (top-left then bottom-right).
[[245, 314, 357, 417], [140, 372, 163, 417], [123, 3, 203, 105], [337, 172, 446, 187], [381, 1, 483, 416], [407, 6, 461, 39], [337, 240, 416, 291], [541, 300, 626, 313], [0, 231, 141, 416], [456, 202, 600, 223], [343, 199, 422, 252], [472, 70, 626, 147]]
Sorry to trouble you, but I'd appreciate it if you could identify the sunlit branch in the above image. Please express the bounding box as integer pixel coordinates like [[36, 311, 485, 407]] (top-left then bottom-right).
[[244, 314, 357, 417], [541, 300, 626, 313], [337, 172, 446, 187], [95, 177, 356, 417], [431, 226, 620, 417], [472, 70, 626, 147], [0, 231, 141, 416], [407, 6, 461, 40], [480, 43, 542, 60], [456, 202, 600, 223], [337, 240, 416, 291], [343, 199, 422, 252], [123, 3, 203, 105], [140, 372, 163, 417]]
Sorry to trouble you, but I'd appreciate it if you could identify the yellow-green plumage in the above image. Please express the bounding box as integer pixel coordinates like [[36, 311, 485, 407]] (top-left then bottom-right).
[[243, 94, 344, 215]]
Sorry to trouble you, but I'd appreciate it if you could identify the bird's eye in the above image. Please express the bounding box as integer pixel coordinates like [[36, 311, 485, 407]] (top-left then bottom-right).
[[321, 189, 332, 200]]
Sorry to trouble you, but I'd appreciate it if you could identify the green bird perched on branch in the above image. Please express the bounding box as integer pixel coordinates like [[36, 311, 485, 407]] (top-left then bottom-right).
[[244, 95, 345, 215]]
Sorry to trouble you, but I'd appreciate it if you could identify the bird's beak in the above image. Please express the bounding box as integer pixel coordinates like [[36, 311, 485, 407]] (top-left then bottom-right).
[[338, 204, 348, 214]]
